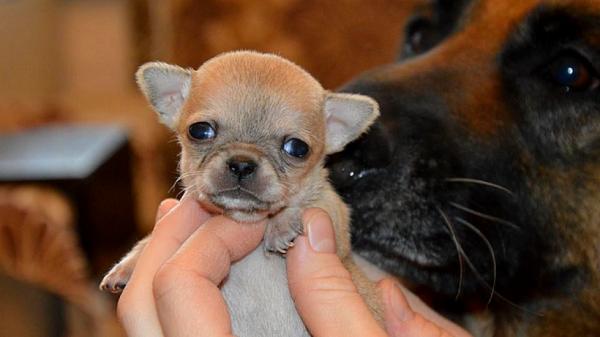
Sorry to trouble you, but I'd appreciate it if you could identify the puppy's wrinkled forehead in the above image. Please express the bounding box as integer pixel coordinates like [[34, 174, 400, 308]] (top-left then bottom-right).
[[178, 52, 325, 144]]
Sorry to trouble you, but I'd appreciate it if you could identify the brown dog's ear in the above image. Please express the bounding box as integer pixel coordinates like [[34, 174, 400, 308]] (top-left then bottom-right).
[[323, 92, 380, 154], [136, 62, 193, 129]]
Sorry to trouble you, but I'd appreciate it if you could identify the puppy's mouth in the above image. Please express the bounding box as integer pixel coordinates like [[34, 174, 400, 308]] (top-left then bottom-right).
[[209, 187, 271, 213]]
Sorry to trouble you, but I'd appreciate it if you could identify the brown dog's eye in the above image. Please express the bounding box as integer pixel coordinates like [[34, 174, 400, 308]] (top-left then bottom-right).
[[282, 138, 309, 158], [548, 53, 599, 92], [404, 16, 435, 56], [188, 122, 216, 140]]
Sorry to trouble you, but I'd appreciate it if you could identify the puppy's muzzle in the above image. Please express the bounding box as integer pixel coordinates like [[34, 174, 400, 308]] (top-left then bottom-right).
[[227, 156, 258, 180]]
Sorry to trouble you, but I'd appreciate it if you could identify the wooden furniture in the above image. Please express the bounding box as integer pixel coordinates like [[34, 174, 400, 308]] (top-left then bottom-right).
[[0, 124, 138, 275], [0, 124, 136, 336], [0, 186, 125, 337]]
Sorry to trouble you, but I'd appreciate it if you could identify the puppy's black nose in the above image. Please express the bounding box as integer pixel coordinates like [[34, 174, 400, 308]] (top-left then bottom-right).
[[227, 158, 257, 179]]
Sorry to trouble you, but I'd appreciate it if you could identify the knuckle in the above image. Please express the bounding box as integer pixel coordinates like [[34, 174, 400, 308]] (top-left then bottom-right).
[[293, 264, 358, 301], [152, 261, 207, 302], [411, 314, 452, 337], [153, 215, 173, 232], [152, 262, 185, 298], [158, 199, 178, 212]]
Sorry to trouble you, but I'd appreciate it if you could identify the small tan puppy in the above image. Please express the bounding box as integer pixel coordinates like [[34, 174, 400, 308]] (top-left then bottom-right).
[[101, 51, 381, 336]]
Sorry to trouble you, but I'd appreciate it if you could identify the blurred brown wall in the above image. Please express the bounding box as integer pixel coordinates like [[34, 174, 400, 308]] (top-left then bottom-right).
[[61, 0, 136, 96], [0, 0, 137, 100], [0, 0, 61, 100], [154, 0, 417, 89]]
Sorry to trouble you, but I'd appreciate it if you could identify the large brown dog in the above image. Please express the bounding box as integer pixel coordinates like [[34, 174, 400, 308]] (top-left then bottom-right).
[[328, 0, 600, 336]]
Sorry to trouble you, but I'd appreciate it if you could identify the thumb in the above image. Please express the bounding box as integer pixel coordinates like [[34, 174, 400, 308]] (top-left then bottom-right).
[[287, 208, 387, 337], [379, 279, 472, 337]]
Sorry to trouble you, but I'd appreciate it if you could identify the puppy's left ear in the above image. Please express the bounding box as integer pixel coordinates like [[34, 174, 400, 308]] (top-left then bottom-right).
[[323, 92, 380, 154], [136, 62, 193, 129]]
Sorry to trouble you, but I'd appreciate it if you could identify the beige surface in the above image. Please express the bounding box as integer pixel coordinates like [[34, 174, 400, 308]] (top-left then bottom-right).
[[0, 0, 136, 99], [0, 0, 60, 100], [60, 0, 136, 96]]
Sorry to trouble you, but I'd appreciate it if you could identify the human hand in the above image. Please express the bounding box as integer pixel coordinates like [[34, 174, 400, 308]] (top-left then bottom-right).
[[286, 208, 474, 337], [116, 197, 266, 337], [116, 199, 472, 337]]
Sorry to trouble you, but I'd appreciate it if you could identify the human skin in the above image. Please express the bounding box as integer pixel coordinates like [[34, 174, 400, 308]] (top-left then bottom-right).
[[116, 197, 472, 337]]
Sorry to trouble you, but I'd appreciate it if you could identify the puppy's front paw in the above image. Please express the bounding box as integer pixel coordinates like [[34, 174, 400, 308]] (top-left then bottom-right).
[[264, 214, 303, 254], [99, 261, 133, 294]]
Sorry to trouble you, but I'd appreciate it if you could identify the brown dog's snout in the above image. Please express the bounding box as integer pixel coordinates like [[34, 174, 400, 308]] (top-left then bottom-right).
[[227, 156, 258, 180]]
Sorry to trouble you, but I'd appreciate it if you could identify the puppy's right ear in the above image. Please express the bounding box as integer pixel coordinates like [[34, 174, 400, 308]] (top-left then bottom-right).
[[323, 92, 380, 154], [136, 62, 193, 129]]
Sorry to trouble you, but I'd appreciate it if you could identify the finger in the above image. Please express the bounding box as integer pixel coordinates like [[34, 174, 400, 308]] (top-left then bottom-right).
[[117, 196, 211, 337], [379, 279, 471, 337], [155, 198, 179, 222], [287, 208, 387, 337], [154, 215, 266, 337]]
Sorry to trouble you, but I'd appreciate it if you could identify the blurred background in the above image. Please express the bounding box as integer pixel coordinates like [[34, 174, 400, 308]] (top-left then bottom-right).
[[0, 0, 416, 335]]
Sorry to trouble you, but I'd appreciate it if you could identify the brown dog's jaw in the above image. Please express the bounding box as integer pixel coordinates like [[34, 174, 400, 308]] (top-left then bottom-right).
[[331, 0, 600, 335]]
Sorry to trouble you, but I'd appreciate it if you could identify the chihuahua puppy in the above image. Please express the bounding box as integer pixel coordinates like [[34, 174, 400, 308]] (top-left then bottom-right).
[[100, 51, 381, 336]]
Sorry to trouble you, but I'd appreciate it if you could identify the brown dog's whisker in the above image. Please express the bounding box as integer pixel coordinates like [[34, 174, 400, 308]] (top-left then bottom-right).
[[461, 251, 541, 316], [445, 178, 514, 196], [455, 216, 497, 305], [449, 202, 520, 230], [436, 206, 465, 300], [440, 209, 540, 316]]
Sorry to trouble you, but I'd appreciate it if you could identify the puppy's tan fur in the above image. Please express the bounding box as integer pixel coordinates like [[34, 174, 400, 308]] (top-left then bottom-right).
[[101, 51, 382, 336]]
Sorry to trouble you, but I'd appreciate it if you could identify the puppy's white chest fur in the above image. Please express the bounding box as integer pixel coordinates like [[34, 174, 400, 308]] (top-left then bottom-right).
[[221, 243, 309, 337]]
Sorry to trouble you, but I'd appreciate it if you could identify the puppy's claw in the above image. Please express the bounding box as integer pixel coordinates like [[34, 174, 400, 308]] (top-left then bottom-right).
[[100, 279, 127, 294], [99, 262, 133, 294], [264, 216, 303, 254]]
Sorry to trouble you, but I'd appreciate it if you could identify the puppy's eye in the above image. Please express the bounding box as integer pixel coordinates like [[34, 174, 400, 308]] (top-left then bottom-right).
[[282, 138, 309, 158], [188, 122, 216, 140], [403, 16, 435, 56], [547, 52, 599, 92]]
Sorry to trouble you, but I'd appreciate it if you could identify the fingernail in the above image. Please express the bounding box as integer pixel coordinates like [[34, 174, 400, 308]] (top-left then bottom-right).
[[389, 283, 414, 322], [306, 211, 336, 253], [156, 199, 179, 221]]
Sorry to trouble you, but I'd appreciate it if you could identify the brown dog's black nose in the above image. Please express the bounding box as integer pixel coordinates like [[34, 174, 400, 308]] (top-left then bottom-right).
[[227, 158, 257, 179]]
